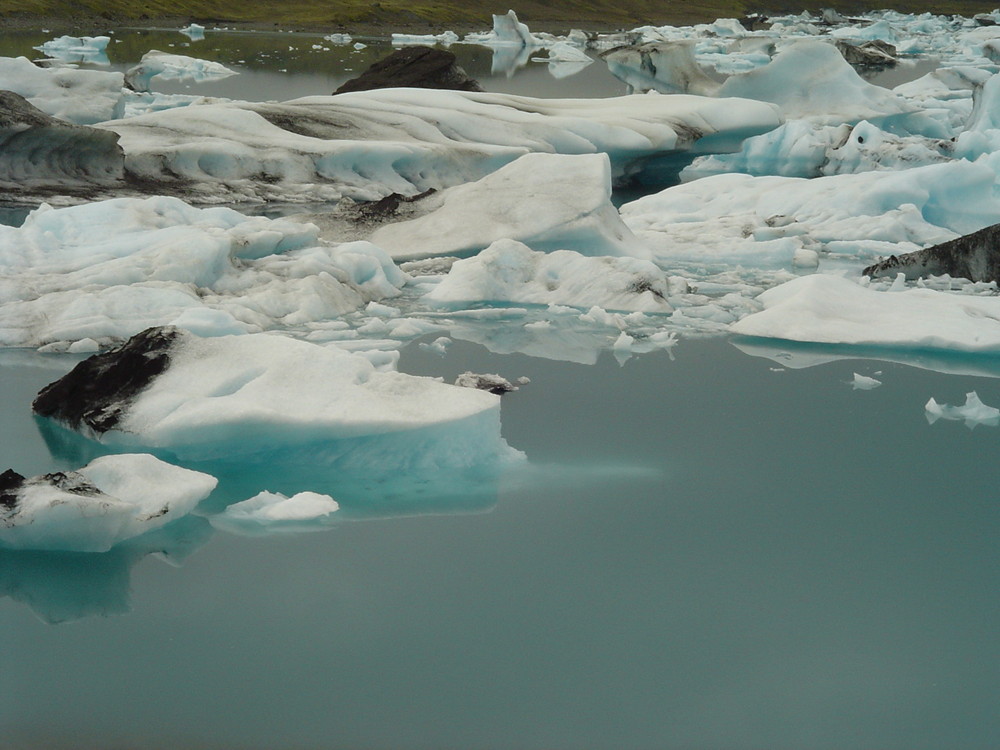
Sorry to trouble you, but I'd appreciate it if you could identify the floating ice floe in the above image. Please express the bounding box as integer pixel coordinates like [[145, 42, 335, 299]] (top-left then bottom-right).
[[209, 491, 340, 535], [95, 88, 781, 202], [464, 10, 543, 48], [0, 454, 217, 553], [391, 31, 460, 46], [34, 35, 111, 65], [0, 56, 125, 124], [33, 327, 522, 469], [179, 23, 206, 41], [0, 196, 404, 350], [731, 274, 1000, 353], [124, 51, 238, 93], [423, 239, 677, 313], [370, 153, 645, 260], [925, 391, 1000, 428], [851, 373, 882, 390], [619, 159, 1000, 271]]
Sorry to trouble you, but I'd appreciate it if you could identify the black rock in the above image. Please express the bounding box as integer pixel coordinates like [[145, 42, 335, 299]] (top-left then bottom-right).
[[33, 326, 181, 435], [835, 40, 897, 70], [0, 469, 26, 510], [334, 46, 483, 94], [0, 90, 125, 191], [863, 223, 1000, 283]]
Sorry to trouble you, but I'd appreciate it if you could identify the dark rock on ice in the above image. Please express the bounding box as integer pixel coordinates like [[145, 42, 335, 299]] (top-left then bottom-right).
[[738, 14, 772, 31], [454, 372, 518, 395], [334, 46, 483, 94], [0, 469, 26, 510], [835, 40, 897, 71], [33, 326, 181, 435], [351, 188, 437, 222], [0, 90, 124, 191], [863, 223, 1000, 283]]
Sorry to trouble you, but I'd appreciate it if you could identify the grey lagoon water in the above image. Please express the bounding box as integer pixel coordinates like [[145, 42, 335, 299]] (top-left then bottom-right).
[[0, 26, 998, 750]]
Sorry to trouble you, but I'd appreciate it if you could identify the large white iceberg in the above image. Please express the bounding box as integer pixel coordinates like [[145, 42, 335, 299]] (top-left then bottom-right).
[[0, 454, 217, 553], [33, 327, 521, 469], [0, 196, 405, 350], [369, 153, 645, 260], [98, 89, 782, 202]]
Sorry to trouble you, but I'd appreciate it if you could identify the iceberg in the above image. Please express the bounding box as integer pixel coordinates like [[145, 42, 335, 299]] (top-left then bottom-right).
[[34, 35, 111, 65], [0, 454, 217, 553], [33, 327, 521, 469], [369, 153, 645, 261], [423, 239, 675, 313], [731, 273, 1000, 353], [97, 89, 782, 202], [0, 196, 404, 350], [925, 391, 1000, 428], [464, 10, 543, 48], [0, 55, 125, 125], [124, 51, 238, 93]]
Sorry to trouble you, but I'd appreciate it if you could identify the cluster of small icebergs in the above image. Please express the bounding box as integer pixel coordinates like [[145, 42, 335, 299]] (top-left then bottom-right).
[[5, 7, 1000, 564]]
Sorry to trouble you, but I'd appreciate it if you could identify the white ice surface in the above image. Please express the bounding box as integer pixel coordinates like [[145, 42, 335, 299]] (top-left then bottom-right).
[[86, 329, 520, 469], [0, 454, 217, 553], [925, 391, 1000, 428], [0, 196, 405, 350], [731, 273, 1000, 353], [209, 490, 339, 535], [98, 89, 781, 202], [0, 56, 125, 124], [423, 239, 675, 313], [34, 35, 111, 65], [370, 153, 645, 261]]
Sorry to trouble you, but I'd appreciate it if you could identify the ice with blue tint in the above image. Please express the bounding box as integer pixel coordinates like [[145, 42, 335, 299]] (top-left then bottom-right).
[[0, 56, 125, 124], [34, 35, 111, 65], [0, 197, 405, 350], [0, 453, 216, 553], [124, 51, 238, 93]]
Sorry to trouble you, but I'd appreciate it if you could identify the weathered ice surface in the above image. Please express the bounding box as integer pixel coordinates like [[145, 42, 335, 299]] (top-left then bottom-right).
[[863, 223, 1000, 282], [602, 42, 721, 95], [835, 40, 898, 70], [0, 91, 124, 193], [334, 46, 483, 94]]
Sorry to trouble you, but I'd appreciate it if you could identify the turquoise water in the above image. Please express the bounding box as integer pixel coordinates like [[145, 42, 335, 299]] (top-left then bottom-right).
[[2, 337, 998, 749]]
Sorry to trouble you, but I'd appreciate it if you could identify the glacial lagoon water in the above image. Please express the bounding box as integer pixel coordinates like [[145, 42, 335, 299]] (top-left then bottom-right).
[[1, 25, 999, 750]]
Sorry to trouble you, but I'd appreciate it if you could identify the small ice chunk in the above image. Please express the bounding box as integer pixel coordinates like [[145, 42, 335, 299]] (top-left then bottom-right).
[[924, 391, 1000, 428], [851, 373, 882, 390], [209, 491, 339, 535], [454, 372, 518, 394]]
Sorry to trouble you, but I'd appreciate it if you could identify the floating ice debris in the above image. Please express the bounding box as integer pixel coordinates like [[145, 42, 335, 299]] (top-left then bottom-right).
[[370, 153, 645, 261], [209, 491, 339, 535], [454, 372, 518, 394], [124, 51, 237, 93], [0, 454, 217, 553], [324, 33, 353, 44], [925, 391, 1000, 428], [33, 327, 522, 469], [465, 10, 543, 48], [392, 31, 460, 46], [420, 336, 452, 355], [851, 373, 882, 390], [0, 196, 404, 350], [423, 239, 674, 313], [179, 23, 205, 41], [0, 55, 125, 124]]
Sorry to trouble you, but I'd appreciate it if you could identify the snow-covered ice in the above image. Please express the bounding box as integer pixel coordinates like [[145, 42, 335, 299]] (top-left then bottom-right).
[[0, 454, 217, 553]]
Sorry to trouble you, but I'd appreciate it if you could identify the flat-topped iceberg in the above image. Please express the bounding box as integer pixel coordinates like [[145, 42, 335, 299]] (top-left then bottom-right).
[[97, 89, 781, 202], [731, 273, 1000, 353], [0, 454, 217, 553], [33, 327, 521, 469], [34, 35, 111, 65], [370, 153, 645, 260], [0, 196, 404, 350]]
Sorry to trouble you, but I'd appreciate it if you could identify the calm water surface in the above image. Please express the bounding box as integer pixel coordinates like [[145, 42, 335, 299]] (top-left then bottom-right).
[[1, 337, 998, 750]]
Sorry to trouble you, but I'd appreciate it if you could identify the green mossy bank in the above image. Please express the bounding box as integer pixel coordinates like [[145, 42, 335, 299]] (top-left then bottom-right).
[[3, 0, 1000, 33]]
